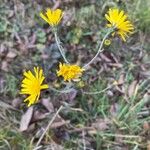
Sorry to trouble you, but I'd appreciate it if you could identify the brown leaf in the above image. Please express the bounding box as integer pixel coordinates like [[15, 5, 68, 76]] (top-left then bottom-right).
[[100, 53, 112, 62], [68, 89, 77, 102], [107, 63, 123, 68], [118, 74, 125, 85], [110, 103, 119, 117], [12, 98, 22, 108], [32, 110, 48, 122], [128, 80, 138, 98], [19, 106, 33, 132], [147, 141, 150, 150], [0, 44, 7, 58], [92, 118, 111, 131], [1, 61, 8, 72], [6, 51, 17, 59], [143, 121, 149, 131], [50, 120, 70, 129], [41, 98, 54, 113], [49, 141, 64, 150]]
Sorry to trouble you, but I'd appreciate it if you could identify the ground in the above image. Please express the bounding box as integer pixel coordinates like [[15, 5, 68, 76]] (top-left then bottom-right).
[[0, 0, 150, 150]]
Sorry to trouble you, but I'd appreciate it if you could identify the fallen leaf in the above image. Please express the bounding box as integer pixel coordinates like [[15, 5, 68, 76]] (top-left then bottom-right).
[[100, 53, 112, 62], [68, 89, 77, 102], [92, 118, 111, 131], [143, 121, 149, 131], [12, 98, 22, 108], [110, 103, 120, 117], [41, 98, 54, 113], [128, 80, 139, 98], [19, 106, 33, 132], [32, 110, 48, 122], [49, 141, 64, 150], [0, 44, 7, 58], [50, 120, 70, 129], [60, 89, 77, 104], [107, 63, 123, 68], [1, 61, 8, 72], [118, 74, 125, 85], [147, 141, 150, 150], [6, 51, 17, 58]]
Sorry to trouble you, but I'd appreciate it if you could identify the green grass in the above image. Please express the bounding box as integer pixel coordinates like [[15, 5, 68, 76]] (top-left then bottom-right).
[[0, 128, 33, 150]]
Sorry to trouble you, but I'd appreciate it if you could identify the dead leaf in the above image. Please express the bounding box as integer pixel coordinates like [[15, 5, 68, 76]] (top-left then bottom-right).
[[49, 141, 64, 150], [6, 51, 17, 59], [147, 141, 150, 150], [118, 74, 125, 85], [68, 89, 77, 102], [128, 80, 139, 98], [0, 101, 18, 111], [143, 121, 149, 131], [50, 120, 70, 129], [19, 106, 33, 132], [110, 53, 119, 63], [32, 110, 48, 122], [1, 61, 8, 72], [110, 103, 120, 117], [107, 63, 123, 68], [0, 44, 7, 58], [100, 53, 112, 62], [41, 98, 54, 113], [12, 98, 22, 108], [92, 118, 111, 131], [60, 89, 77, 103]]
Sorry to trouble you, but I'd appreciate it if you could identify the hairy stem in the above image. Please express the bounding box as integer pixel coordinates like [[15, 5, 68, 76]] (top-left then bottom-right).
[[54, 32, 69, 64], [83, 29, 112, 69], [82, 84, 113, 95]]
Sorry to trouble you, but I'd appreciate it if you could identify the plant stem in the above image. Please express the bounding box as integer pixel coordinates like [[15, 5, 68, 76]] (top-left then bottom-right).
[[54, 32, 69, 64], [83, 29, 112, 69], [82, 84, 113, 95]]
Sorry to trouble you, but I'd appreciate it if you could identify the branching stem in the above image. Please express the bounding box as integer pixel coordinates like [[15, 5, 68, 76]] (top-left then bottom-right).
[[83, 29, 112, 69]]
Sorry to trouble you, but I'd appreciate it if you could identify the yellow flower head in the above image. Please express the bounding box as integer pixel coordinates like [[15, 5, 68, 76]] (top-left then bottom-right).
[[57, 63, 84, 82], [40, 8, 63, 26], [20, 67, 48, 107], [105, 8, 134, 41]]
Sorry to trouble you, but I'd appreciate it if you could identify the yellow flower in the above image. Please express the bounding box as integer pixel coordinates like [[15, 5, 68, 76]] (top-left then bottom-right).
[[104, 39, 111, 46], [57, 63, 84, 82], [20, 67, 48, 107], [40, 8, 63, 26], [105, 8, 134, 41]]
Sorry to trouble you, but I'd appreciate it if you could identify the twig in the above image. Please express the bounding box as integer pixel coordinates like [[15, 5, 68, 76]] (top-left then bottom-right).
[[82, 130, 86, 150], [35, 105, 63, 148]]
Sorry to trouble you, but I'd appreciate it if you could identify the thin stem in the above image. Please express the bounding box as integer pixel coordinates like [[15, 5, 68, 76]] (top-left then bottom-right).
[[35, 105, 63, 148], [83, 29, 112, 69], [49, 87, 74, 93], [98, 132, 141, 139], [54, 32, 69, 64], [82, 84, 113, 95]]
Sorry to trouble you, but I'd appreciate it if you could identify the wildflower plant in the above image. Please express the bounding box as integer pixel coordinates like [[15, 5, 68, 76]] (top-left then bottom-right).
[[20, 8, 134, 106]]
